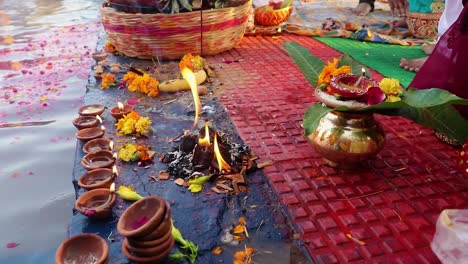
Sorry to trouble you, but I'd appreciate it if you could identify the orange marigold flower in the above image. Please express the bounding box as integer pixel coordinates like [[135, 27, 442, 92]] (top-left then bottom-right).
[[233, 224, 245, 234], [234, 247, 255, 264], [179, 53, 204, 72], [317, 58, 351, 87], [211, 246, 223, 255], [103, 41, 117, 53], [123, 69, 159, 97], [239, 217, 247, 225], [101, 73, 116, 89]]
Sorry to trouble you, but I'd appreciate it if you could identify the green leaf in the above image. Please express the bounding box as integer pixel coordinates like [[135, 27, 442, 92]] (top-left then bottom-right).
[[337, 54, 370, 77], [178, 0, 192, 11], [281, 0, 293, 8], [303, 103, 333, 136], [283, 41, 325, 87]]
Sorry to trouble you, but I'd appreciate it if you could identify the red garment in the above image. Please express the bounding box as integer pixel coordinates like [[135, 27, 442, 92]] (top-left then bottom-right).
[[409, 2, 468, 119]]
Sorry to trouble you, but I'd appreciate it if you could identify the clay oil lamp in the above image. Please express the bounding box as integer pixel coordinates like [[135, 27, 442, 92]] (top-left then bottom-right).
[[72, 115, 100, 130], [78, 166, 117, 191], [81, 150, 115, 170], [78, 104, 105, 117], [110, 101, 133, 120], [76, 125, 106, 143], [328, 69, 378, 99], [82, 138, 113, 154], [75, 183, 116, 219], [92, 52, 108, 62], [55, 233, 109, 264]]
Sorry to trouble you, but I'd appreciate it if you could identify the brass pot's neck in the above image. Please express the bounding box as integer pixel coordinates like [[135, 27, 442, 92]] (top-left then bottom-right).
[[328, 110, 376, 128]]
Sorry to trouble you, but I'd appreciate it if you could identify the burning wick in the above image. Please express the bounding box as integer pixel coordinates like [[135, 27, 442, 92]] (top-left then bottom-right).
[[117, 102, 124, 111], [213, 133, 231, 173], [96, 115, 103, 124], [113, 152, 118, 160], [109, 141, 114, 151], [181, 67, 201, 129], [352, 68, 366, 87], [101, 125, 106, 131], [112, 165, 118, 177]]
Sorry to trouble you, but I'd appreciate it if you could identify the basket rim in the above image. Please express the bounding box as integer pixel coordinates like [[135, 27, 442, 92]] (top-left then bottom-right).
[[254, 4, 293, 14]]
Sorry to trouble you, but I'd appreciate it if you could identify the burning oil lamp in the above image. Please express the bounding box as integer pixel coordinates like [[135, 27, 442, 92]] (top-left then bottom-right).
[[213, 133, 231, 173], [82, 138, 112, 154], [193, 122, 214, 169], [328, 70, 378, 99], [75, 126, 105, 143], [81, 150, 115, 170], [75, 183, 116, 219], [78, 167, 115, 191], [78, 104, 105, 117], [110, 101, 134, 120]]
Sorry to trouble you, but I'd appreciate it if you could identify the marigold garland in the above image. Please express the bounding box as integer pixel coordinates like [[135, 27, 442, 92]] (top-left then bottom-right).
[[115, 110, 152, 136], [123, 69, 159, 97]]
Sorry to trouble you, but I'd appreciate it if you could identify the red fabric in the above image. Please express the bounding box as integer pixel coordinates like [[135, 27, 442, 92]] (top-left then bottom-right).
[[409, 3, 468, 119]]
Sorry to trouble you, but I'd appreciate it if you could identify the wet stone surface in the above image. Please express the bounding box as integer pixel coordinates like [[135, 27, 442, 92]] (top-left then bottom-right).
[[69, 35, 296, 263]]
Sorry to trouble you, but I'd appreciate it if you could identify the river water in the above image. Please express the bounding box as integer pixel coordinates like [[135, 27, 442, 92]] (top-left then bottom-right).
[[0, 0, 100, 262]]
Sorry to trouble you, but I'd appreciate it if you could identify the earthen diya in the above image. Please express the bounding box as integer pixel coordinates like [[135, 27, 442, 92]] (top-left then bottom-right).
[[75, 188, 116, 219], [110, 103, 133, 120], [78, 168, 115, 191], [78, 104, 106, 117], [55, 233, 109, 264], [82, 138, 112, 154], [81, 150, 115, 170], [75, 127, 105, 142], [73, 116, 100, 130]]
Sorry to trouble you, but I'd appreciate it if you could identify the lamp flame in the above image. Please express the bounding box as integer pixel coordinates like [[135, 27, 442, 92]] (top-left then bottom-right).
[[181, 67, 201, 129], [109, 141, 114, 151], [113, 152, 117, 159], [112, 165, 118, 177], [213, 133, 231, 173], [110, 182, 115, 193], [117, 102, 124, 110], [96, 115, 103, 124], [361, 67, 366, 76], [101, 125, 106, 131], [198, 122, 210, 146]]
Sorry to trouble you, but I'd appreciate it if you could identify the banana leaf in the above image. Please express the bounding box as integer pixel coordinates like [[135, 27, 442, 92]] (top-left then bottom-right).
[[337, 54, 371, 77], [303, 103, 333, 136]]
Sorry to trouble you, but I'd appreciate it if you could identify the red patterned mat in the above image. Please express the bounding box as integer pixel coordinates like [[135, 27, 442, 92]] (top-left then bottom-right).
[[207, 34, 467, 263]]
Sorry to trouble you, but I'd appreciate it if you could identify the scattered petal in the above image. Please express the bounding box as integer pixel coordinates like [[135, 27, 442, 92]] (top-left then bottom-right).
[[6, 242, 19, 249], [212, 246, 223, 255]]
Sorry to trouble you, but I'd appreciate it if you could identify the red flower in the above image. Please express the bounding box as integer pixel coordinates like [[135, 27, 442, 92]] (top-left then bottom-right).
[[366, 87, 386, 105]]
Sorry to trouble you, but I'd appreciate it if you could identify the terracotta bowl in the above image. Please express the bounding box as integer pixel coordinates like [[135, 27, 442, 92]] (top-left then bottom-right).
[[76, 127, 105, 142], [124, 235, 174, 257], [134, 204, 171, 241], [75, 188, 116, 219], [110, 104, 134, 120], [55, 233, 109, 264], [328, 74, 379, 99], [78, 104, 106, 116], [81, 150, 115, 170], [73, 116, 100, 130], [82, 138, 112, 154], [406, 12, 442, 39], [117, 196, 167, 238], [122, 237, 174, 263], [127, 226, 173, 248], [78, 168, 114, 191], [92, 52, 108, 62]]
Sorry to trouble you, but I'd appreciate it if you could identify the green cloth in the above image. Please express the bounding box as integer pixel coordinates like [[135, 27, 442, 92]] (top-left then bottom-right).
[[316, 37, 426, 87]]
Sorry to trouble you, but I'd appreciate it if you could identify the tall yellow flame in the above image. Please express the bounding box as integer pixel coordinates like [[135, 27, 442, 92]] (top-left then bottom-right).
[[198, 122, 210, 146], [110, 182, 116, 193], [181, 67, 201, 129], [213, 133, 231, 173], [117, 102, 124, 110], [112, 165, 118, 177]]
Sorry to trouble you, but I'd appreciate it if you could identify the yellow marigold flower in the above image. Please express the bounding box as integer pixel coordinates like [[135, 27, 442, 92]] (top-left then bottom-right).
[[135, 117, 152, 136], [379, 78, 402, 96], [118, 143, 137, 162], [386, 95, 402, 102], [100, 73, 116, 89], [116, 184, 143, 201]]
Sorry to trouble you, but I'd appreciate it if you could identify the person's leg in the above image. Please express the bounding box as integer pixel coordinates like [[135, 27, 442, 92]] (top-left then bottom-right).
[[400, 0, 463, 72], [352, 0, 375, 16]]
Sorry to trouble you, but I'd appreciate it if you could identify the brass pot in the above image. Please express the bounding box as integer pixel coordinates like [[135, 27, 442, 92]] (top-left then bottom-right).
[[309, 110, 385, 167]]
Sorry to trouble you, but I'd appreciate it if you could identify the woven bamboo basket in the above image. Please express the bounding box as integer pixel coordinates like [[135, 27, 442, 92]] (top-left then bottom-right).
[[254, 4, 292, 26], [100, 1, 252, 59]]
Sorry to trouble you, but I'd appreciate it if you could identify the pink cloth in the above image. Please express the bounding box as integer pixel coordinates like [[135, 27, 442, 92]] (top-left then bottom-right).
[[409, 2, 468, 119]]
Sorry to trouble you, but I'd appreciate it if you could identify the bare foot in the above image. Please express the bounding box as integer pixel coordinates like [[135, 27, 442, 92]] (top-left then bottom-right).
[[421, 43, 435, 55], [399, 57, 428, 72], [352, 2, 372, 16]]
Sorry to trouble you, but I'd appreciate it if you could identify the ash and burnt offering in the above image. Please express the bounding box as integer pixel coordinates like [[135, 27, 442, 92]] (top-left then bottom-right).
[[161, 121, 257, 194]]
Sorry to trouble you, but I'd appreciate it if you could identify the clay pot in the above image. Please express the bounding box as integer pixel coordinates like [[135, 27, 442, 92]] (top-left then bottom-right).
[[75, 188, 116, 219], [123, 235, 174, 257], [73, 116, 100, 130], [122, 237, 174, 263], [81, 150, 115, 170], [82, 138, 112, 154], [78, 104, 106, 116], [78, 168, 114, 191], [127, 227, 173, 248], [134, 205, 171, 241], [76, 127, 105, 142], [55, 233, 109, 264], [117, 196, 167, 238], [406, 12, 442, 39], [328, 74, 379, 99], [110, 104, 134, 120], [92, 52, 108, 62]]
